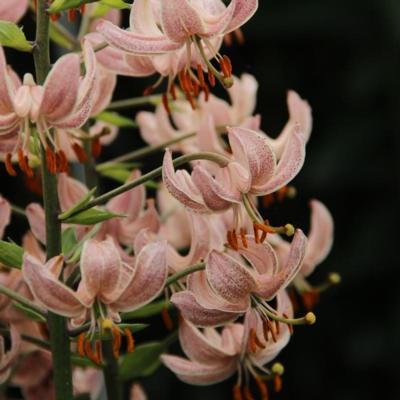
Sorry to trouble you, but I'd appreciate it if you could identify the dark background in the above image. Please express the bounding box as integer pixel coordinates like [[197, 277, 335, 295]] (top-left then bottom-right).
[[3, 0, 399, 399]]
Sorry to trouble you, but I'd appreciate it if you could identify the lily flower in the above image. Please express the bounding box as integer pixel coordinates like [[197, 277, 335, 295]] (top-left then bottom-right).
[[163, 125, 306, 215], [0, 40, 96, 176], [97, 0, 258, 100], [171, 230, 307, 327], [162, 290, 291, 397], [0, 195, 11, 239], [0, 0, 28, 22], [0, 324, 21, 384], [23, 237, 168, 360]]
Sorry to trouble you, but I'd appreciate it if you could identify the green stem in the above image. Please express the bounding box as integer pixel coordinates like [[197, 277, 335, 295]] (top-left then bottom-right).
[[101, 341, 122, 400], [33, 2, 74, 399], [107, 95, 162, 110], [0, 327, 50, 350], [166, 263, 205, 286], [60, 152, 230, 220], [0, 284, 47, 317], [10, 204, 26, 218]]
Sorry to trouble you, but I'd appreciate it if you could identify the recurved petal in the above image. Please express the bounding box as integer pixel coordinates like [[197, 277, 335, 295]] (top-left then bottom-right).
[[161, 0, 204, 43], [161, 354, 237, 385], [97, 20, 182, 54], [162, 149, 209, 212], [0, 196, 11, 239], [90, 67, 117, 115], [251, 126, 306, 196], [206, 250, 256, 304], [228, 127, 276, 190], [192, 165, 238, 211], [171, 291, 239, 327], [41, 53, 80, 121], [130, 0, 162, 35], [22, 254, 84, 317], [57, 173, 88, 212], [113, 241, 168, 312], [0, 47, 17, 114], [0, 0, 27, 23], [78, 238, 122, 304], [25, 203, 46, 244], [238, 236, 278, 275], [224, 0, 259, 34], [301, 200, 334, 277], [255, 229, 307, 300], [179, 318, 238, 365]]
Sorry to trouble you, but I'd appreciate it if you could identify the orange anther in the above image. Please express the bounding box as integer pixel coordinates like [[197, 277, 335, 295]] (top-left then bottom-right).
[[223, 55, 233, 76], [255, 376, 269, 400], [169, 83, 177, 101], [91, 138, 102, 158], [80, 4, 86, 15], [223, 33, 233, 47], [161, 307, 173, 331], [68, 9, 77, 22], [162, 93, 171, 115], [57, 150, 69, 173], [253, 223, 260, 244], [253, 332, 266, 349], [267, 321, 277, 343], [277, 187, 288, 202], [202, 82, 210, 101], [301, 290, 320, 311], [207, 67, 216, 87], [283, 313, 294, 335], [124, 328, 135, 353], [274, 319, 280, 335], [45, 147, 57, 174], [243, 386, 255, 400], [273, 375, 283, 393], [233, 384, 243, 400], [262, 320, 270, 342], [5, 153, 17, 176], [231, 229, 239, 250], [77, 333, 85, 358], [234, 28, 245, 45], [72, 143, 88, 163], [112, 327, 121, 359], [248, 329, 257, 353], [143, 85, 155, 96], [84, 339, 98, 364], [240, 228, 248, 248]]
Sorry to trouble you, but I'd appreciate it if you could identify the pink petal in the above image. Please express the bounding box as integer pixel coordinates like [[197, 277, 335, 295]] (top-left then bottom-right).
[[225, 0, 259, 34], [0, 0, 28, 22], [0, 47, 16, 114], [162, 149, 209, 212], [57, 173, 89, 212], [112, 241, 168, 312], [179, 318, 238, 364], [41, 53, 80, 122], [25, 203, 46, 244], [171, 291, 238, 327], [301, 200, 334, 277], [78, 238, 123, 305], [238, 236, 278, 275], [196, 114, 228, 154], [0, 196, 11, 239], [255, 229, 307, 300], [188, 270, 250, 313], [161, 0, 205, 43], [191, 165, 240, 212], [161, 354, 237, 385], [251, 126, 306, 195], [130, 0, 162, 36], [130, 384, 147, 400], [90, 67, 117, 115], [22, 254, 84, 317], [206, 250, 256, 304], [97, 20, 182, 54], [228, 127, 276, 190]]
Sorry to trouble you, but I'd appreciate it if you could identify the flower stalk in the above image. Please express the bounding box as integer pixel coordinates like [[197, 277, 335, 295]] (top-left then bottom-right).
[[33, 2, 74, 399]]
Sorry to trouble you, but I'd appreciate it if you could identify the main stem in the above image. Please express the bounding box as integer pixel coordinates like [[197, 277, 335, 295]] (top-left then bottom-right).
[[34, 2, 74, 400]]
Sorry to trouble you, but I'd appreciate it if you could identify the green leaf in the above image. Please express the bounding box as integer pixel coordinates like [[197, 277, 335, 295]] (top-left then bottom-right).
[[59, 187, 97, 220], [48, 0, 129, 13], [122, 301, 172, 320], [0, 240, 24, 269], [63, 208, 123, 225], [94, 111, 137, 128], [12, 301, 47, 323], [99, 168, 131, 183], [71, 354, 96, 368], [0, 21, 32, 52], [49, 24, 74, 50], [119, 342, 164, 381], [62, 228, 78, 255]]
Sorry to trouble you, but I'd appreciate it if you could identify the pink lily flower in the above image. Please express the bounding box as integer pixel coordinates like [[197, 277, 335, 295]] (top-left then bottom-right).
[[130, 384, 148, 400], [163, 125, 306, 214], [162, 290, 291, 393], [97, 0, 258, 97], [73, 367, 103, 400], [0, 0, 28, 23], [22, 237, 168, 328], [171, 230, 307, 327], [0, 324, 21, 384], [0, 195, 11, 239], [0, 40, 96, 176]]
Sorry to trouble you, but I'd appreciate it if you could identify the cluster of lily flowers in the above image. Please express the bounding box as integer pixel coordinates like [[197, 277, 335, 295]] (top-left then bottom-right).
[[0, 1, 338, 399]]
